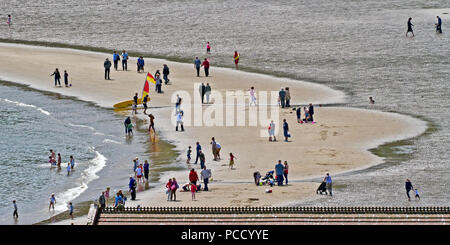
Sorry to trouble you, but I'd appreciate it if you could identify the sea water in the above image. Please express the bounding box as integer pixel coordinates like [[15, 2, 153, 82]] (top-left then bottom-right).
[[0, 81, 180, 224], [0, 0, 449, 210]]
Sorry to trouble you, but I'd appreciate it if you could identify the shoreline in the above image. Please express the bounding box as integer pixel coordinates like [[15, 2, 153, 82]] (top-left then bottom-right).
[[0, 41, 427, 225]]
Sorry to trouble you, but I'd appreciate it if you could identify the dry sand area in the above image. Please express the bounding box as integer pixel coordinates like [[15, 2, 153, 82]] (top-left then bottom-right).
[[0, 43, 427, 215]]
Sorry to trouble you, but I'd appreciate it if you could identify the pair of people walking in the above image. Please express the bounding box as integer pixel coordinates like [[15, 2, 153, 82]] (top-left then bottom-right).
[[50, 68, 70, 87]]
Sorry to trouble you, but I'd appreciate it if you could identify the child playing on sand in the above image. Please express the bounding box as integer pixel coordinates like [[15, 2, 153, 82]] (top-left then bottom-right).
[[186, 146, 192, 164], [127, 123, 133, 136], [190, 183, 197, 201], [229, 153, 236, 169], [415, 189, 420, 200]]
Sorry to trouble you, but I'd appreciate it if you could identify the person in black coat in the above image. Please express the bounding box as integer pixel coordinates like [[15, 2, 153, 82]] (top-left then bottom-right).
[[405, 179, 414, 201], [50, 68, 61, 86], [104, 58, 111, 80], [308, 103, 314, 122]]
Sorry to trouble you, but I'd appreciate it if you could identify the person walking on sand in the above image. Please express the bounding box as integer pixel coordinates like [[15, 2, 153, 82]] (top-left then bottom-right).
[[113, 51, 120, 71], [249, 87, 257, 106], [190, 183, 197, 201], [405, 179, 414, 201], [275, 160, 285, 186], [165, 178, 173, 201], [170, 178, 179, 201], [175, 109, 184, 131], [205, 83, 212, 104], [199, 150, 206, 169], [308, 103, 315, 122], [268, 120, 276, 141], [6, 15, 12, 28], [99, 192, 106, 208], [104, 58, 111, 80], [229, 153, 236, 169], [201, 58, 210, 77], [234, 51, 240, 69], [283, 119, 290, 142], [285, 87, 291, 107], [68, 202, 74, 220], [143, 160, 149, 182], [189, 168, 199, 187], [406, 17, 414, 37], [325, 173, 333, 196], [137, 56, 145, 73], [64, 70, 69, 87], [155, 74, 162, 93], [206, 42, 211, 54], [50, 68, 61, 87], [194, 57, 201, 77], [201, 166, 211, 191], [415, 189, 420, 200], [279, 88, 286, 108], [143, 94, 149, 114], [186, 146, 192, 164], [211, 137, 217, 161], [195, 142, 202, 164], [436, 16, 442, 33], [49, 194, 56, 211], [215, 142, 221, 160], [175, 94, 182, 111], [199, 83, 206, 104], [296, 107, 302, 123], [12, 200, 18, 219], [129, 176, 137, 200], [283, 161, 289, 185], [163, 64, 170, 84], [121, 50, 128, 70]]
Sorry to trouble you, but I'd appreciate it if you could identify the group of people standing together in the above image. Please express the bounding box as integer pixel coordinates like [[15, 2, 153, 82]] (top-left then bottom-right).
[[48, 149, 76, 176], [50, 68, 70, 87]]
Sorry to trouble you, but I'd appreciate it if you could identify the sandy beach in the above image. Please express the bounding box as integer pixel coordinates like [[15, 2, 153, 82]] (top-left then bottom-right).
[[0, 42, 427, 225]]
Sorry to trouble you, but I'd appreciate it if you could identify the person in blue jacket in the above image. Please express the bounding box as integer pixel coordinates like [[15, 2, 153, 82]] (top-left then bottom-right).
[[436, 16, 442, 33], [129, 176, 137, 200], [113, 51, 120, 70], [137, 56, 145, 73], [275, 160, 285, 186]]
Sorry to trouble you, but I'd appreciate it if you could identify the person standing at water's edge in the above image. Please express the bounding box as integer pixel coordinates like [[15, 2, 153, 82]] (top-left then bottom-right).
[[104, 58, 111, 80], [129, 176, 137, 200], [64, 70, 69, 87], [148, 114, 155, 133], [49, 194, 56, 211], [143, 160, 150, 182], [12, 200, 18, 219], [68, 202, 74, 220], [194, 57, 201, 77], [406, 17, 414, 37], [405, 179, 414, 201], [234, 51, 240, 69], [50, 68, 61, 87]]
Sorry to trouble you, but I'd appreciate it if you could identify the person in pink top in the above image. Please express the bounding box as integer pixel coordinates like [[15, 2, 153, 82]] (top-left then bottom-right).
[[206, 42, 211, 53], [190, 183, 197, 201]]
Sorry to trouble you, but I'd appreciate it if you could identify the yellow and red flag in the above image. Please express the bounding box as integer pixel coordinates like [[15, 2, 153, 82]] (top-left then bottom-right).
[[141, 73, 153, 102]]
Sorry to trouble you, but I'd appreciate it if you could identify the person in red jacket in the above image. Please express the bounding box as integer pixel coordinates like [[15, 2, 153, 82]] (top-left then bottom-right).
[[234, 51, 239, 70], [189, 168, 199, 186], [201, 58, 210, 77]]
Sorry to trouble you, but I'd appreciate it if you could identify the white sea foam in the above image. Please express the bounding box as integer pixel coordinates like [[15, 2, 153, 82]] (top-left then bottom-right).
[[53, 148, 107, 212], [1, 98, 51, 115], [102, 139, 121, 145], [67, 123, 95, 131]]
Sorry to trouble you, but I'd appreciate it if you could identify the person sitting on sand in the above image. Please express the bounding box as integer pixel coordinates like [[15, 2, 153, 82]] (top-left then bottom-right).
[[229, 153, 236, 169]]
